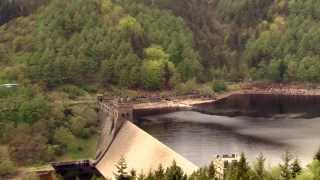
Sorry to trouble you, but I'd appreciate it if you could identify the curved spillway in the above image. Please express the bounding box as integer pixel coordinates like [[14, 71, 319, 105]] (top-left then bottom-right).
[[95, 120, 198, 179]]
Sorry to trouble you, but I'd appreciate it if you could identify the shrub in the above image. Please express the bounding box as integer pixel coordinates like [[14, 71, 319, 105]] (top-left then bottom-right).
[[197, 84, 215, 97], [0, 146, 16, 177], [174, 79, 199, 95], [212, 80, 227, 93], [61, 85, 86, 99], [70, 116, 90, 138]]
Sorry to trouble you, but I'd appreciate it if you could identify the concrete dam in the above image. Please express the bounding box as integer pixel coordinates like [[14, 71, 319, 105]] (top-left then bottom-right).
[[49, 88, 320, 179], [93, 96, 207, 179]]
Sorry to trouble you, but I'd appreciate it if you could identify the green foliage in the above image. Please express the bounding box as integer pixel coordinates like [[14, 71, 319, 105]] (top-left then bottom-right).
[[114, 156, 130, 180], [141, 46, 175, 90], [212, 80, 227, 93], [252, 153, 266, 180], [141, 60, 165, 90], [61, 85, 86, 99], [54, 127, 77, 153], [70, 116, 91, 138], [291, 158, 302, 178], [2, 0, 320, 86], [0, 85, 50, 125], [245, 0, 320, 82], [8, 123, 53, 164], [0, 0, 48, 25], [0, 146, 16, 177], [280, 151, 293, 180], [197, 84, 215, 97], [296, 160, 320, 180], [189, 161, 216, 180], [174, 79, 198, 95], [0, 0, 203, 89], [237, 153, 251, 180], [165, 161, 187, 180], [314, 147, 320, 161], [216, 0, 273, 26]]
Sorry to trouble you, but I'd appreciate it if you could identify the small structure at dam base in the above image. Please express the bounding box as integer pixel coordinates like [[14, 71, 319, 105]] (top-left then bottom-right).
[[214, 154, 240, 180]]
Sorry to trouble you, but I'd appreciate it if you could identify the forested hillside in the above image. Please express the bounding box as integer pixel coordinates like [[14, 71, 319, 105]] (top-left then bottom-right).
[[1, 0, 320, 89], [0, 0, 320, 177]]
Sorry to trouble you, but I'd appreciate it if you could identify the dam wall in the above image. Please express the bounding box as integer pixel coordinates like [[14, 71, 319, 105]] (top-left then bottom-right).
[[94, 96, 199, 179], [95, 120, 198, 179], [95, 97, 133, 163]]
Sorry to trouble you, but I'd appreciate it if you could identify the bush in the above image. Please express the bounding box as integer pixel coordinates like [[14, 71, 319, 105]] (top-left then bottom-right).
[[70, 116, 90, 138], [53, 127, 77, 152], [61, 85, 86, 99], [197, 84, 215, 97], [174, 79, 199, 95], [8, 125, 52, 164], [212, 80, 227, 93], [0, 146, 16, 177]]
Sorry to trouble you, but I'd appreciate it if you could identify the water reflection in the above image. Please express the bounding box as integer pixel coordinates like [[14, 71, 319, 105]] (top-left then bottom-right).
[[137, 94, 320, 167]]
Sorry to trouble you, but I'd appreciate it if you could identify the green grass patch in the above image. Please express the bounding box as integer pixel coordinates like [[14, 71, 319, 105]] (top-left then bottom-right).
[[57, 135, 98, 161]]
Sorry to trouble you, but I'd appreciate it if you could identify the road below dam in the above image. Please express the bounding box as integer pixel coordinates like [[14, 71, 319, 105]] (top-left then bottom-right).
[[137, 93, 320, 167]]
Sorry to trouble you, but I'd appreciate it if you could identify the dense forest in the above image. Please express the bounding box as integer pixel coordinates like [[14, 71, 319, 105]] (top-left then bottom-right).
[[1, 0, 320, 88], [1, 0, 320, 178]]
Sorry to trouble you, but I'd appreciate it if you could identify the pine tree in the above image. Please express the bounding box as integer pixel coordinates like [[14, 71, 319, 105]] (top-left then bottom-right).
[[137, 172, 145, 180], [224, 162, 238, 180], [254, 153, 266, 180], [145, 170, 155, 180], [154, 164, 165, 180], [130, 169, 137, 180], [237, 153, 250, 180], [114, 156, 130, 180], [290, 158, 302, 178], [165, 161, 187, 180], [280, 151, 293, 180], [208, 161, 216, 179], [314, 147, 320, 161]]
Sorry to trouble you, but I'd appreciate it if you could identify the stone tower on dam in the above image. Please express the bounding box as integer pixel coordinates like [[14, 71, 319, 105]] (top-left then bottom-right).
[[95, 96, 133, 162]]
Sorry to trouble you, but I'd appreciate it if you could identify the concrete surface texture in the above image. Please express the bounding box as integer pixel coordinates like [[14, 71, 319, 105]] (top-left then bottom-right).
[[95, 120, 198, 179]]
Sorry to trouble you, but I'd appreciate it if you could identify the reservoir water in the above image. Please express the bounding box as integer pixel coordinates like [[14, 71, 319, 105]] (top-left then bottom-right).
[[137, 94, 320, 167]]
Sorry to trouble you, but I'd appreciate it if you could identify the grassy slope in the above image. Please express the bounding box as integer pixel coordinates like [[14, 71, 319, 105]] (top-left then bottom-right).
[[57, 135, 98, 161]]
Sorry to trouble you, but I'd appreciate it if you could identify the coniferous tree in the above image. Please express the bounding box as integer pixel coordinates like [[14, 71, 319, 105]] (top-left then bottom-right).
[[137, 172, 145, 180], [280, 151, 293, 180], [130, 169, 137, 180], [290, 158, 302, 178], [208, 161, 216, 179], [224, 161, 238, 180], [165, 161, 187, 180], [154, 164, 165, 180], [253, 153, 266, 180], [314, 147, 320, 161], [114, 156, 131, 180], [145, 170, 155, 180], [237, 153, 250, 180]]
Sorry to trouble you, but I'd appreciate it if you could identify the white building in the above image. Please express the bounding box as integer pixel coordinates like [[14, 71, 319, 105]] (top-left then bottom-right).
[[214, 154, 240, 179]]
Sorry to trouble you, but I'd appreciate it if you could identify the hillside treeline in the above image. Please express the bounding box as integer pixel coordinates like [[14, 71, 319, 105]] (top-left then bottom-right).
[[1, 0, 320, 90], [1, 0, 320, 89]]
